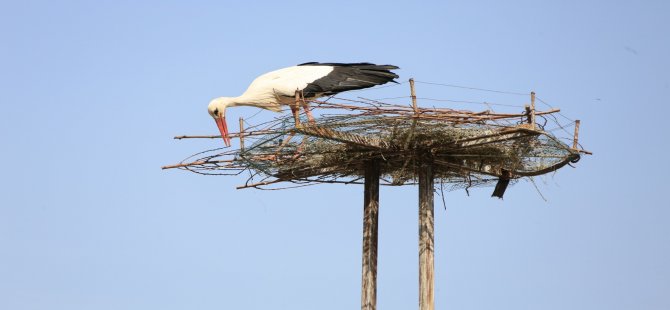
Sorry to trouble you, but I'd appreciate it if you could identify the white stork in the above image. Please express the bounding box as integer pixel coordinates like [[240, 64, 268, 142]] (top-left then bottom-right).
[[207, 62, 400, 146]]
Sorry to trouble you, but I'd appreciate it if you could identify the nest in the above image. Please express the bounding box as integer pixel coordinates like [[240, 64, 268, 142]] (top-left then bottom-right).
[[164, 96, 588, 197]]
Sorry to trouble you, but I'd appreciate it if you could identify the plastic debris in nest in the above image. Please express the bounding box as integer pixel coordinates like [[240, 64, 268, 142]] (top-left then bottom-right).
[[163, 97, 590, 197]]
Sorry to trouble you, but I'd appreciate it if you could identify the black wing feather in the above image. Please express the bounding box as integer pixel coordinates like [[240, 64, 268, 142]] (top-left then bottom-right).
[[298, 62, 400, 97]]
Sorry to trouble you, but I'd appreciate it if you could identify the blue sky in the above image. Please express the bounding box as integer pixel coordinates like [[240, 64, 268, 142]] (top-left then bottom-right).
[[1, 1, 669, 309]]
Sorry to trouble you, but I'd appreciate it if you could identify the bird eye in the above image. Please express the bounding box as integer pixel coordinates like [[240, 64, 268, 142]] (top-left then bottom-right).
[[213, 109, 219, 115]]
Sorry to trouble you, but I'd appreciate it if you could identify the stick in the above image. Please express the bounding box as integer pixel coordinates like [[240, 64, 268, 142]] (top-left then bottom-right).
[[174, 129, 276, 140], [161, 159, 235, 170], [170, 108, 561, 141], [572, 119, 581, 149], [236, 178, 285, 189], [530, 91, 536, 129], [239, 117, 245, 151], [396, 78, 419, 183], [410, 78, 418, 113]]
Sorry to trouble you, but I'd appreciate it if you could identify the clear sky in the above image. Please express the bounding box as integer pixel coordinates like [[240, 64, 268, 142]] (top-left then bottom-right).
[[1, 1, 669, 309]]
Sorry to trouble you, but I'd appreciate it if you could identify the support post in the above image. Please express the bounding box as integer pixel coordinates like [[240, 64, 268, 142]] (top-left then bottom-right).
[[239, 117, 245, 151], [524, 105, 532, 125], [410, 78, 418, 113], [362, 160, 380, 310], [530, 91, 536, 129], [572, 119, 581, 149], [418, 162, 434, 310]]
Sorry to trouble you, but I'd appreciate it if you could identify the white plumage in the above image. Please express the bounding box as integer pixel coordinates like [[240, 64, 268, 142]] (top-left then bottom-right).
[[207, 62, 399, 146]]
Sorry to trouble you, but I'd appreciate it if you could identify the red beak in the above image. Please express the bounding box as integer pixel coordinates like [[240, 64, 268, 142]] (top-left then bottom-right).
[[215, 115, 231, 147]]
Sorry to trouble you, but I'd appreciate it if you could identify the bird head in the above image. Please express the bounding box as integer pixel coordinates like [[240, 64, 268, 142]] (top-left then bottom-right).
[[207, 97, 233, 147]]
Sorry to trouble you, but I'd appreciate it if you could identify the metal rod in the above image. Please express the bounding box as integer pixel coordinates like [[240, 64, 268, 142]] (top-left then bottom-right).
[[418, 162, 435, 310], [361, 160, 380, 310]]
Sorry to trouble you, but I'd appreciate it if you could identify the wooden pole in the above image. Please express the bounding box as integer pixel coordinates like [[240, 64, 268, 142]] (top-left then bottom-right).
[[530, 91, 536, 129], [239, 117, 245, 151], [418, 162, 435, 310], [361, 160, 380, 310], [524, 105, 532, 125], [572, 119, 581, 149], [410, 78, 418, 113]]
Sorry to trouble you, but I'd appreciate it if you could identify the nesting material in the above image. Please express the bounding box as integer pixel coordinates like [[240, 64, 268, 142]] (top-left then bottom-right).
[[164, 98, 587, 195]]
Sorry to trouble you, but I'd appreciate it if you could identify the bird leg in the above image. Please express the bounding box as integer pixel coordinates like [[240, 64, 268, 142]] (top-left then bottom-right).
[[290, 104, 301, 127], [291, 90, 303, 127], [302, 101, 316, 124]]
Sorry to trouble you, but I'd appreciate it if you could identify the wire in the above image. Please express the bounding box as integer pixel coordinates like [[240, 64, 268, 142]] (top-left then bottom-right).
[[414, 81, 529, 96], [416, 97, 524, 108], [535, 96, 575, 123], [242, 108, 265, 125], [371, 96, 412, 101], [368, 96, 523, 108]]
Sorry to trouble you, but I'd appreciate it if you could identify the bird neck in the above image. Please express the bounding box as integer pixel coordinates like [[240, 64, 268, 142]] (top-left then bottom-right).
[[218, 94, 283, 113], [229, 96, 251, 107]]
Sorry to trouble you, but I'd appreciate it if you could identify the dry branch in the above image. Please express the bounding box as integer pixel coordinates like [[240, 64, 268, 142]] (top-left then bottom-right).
[[164, 94, 588, 191]]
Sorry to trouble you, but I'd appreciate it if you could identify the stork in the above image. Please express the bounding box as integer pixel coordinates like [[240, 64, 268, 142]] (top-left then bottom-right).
[[207, 62, 400, 146]]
